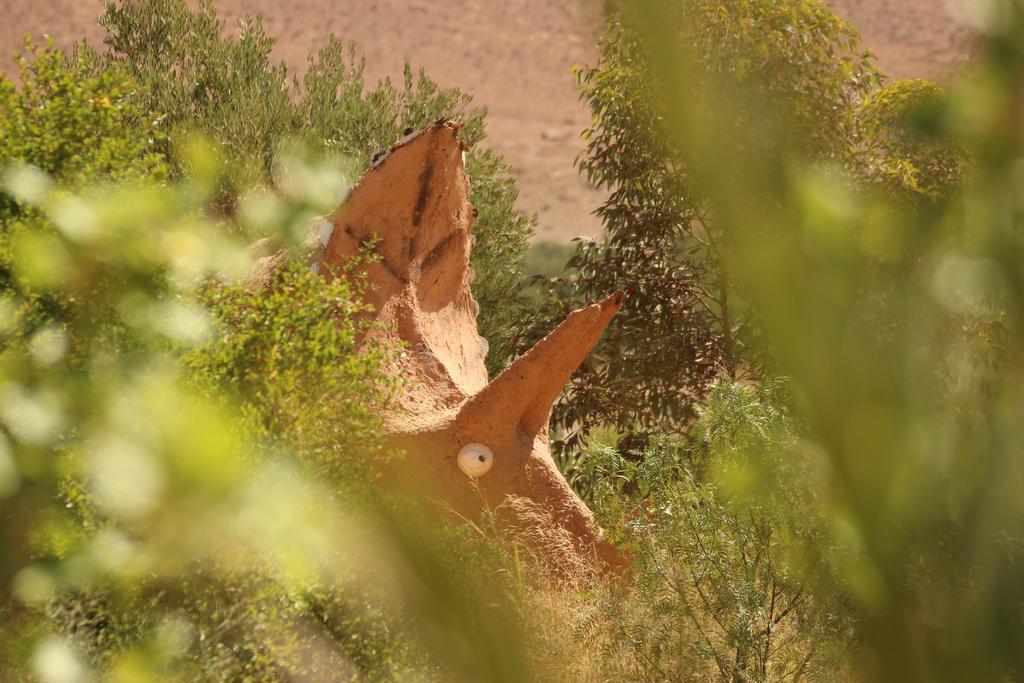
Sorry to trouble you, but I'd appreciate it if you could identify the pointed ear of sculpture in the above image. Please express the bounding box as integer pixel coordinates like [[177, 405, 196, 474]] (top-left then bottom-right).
[[321, 121, 473, 311], [460, 290, 625, 436], [319, 121, 488, 403]]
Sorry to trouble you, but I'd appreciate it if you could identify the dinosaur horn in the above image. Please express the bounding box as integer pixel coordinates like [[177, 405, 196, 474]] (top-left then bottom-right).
[[460, 291, 625, 436]]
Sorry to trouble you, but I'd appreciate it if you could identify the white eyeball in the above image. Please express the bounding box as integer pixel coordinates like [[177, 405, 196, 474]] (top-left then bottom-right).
[[457, 442, 494, 478]]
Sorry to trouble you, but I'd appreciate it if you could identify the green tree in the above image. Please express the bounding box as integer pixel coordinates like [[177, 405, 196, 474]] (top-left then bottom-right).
[[855, 79, 966, 201], [546, 0, 963, 454]]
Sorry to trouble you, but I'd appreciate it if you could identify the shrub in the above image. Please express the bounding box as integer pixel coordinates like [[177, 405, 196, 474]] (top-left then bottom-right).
[[88, 0, 299, 190], [184, 258, 396, 486], [566, 380, 852, 681], [0, 41, 171, 368], [0, 39, 168, 273], [0, 40, 167, 194]]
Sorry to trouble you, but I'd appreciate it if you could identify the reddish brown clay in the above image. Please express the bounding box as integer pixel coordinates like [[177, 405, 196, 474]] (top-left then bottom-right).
[[315, 122, 624, 570]]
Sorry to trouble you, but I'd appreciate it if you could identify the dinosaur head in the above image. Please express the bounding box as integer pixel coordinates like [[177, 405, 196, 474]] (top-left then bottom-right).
[[316, 122, 624, 571]]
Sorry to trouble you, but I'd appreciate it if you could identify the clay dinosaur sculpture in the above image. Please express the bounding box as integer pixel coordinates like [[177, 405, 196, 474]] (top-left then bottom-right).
[[311, 121, 624, 570]]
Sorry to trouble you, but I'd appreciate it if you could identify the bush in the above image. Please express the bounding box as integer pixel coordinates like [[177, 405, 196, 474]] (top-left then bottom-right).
[[0, 39, 168, 302], [566, 381, 851, 681], [184, 259, 396, 486], [0, 40, 167, 195]]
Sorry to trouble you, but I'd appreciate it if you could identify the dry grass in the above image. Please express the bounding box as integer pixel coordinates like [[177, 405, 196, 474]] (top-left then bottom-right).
[[494, 495, 603, 587]]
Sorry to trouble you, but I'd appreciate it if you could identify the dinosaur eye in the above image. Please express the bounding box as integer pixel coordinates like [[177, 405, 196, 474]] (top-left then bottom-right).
[[457, 442, 494, 478]]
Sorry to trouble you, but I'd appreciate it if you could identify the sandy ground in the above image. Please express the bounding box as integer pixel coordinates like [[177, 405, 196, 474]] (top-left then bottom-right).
[[1, 0, 973, 242], [830, 0, 975, 79]]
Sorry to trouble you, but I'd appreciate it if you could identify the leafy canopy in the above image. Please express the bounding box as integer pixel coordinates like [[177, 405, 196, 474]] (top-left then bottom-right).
[[540, 0, 962, 455]]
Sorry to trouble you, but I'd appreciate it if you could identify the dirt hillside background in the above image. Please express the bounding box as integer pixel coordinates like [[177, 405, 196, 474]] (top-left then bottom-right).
[[1, 0, 974, 241]]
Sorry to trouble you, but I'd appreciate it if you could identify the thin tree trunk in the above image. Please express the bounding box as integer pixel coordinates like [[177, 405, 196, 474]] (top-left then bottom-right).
[[718, 257, 737, 379]]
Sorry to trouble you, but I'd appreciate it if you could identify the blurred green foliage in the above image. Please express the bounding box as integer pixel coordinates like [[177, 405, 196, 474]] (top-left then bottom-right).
[[610, 0, 1024, 679], [0, 147, 528, 681], [0, 28, 526, 679]]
